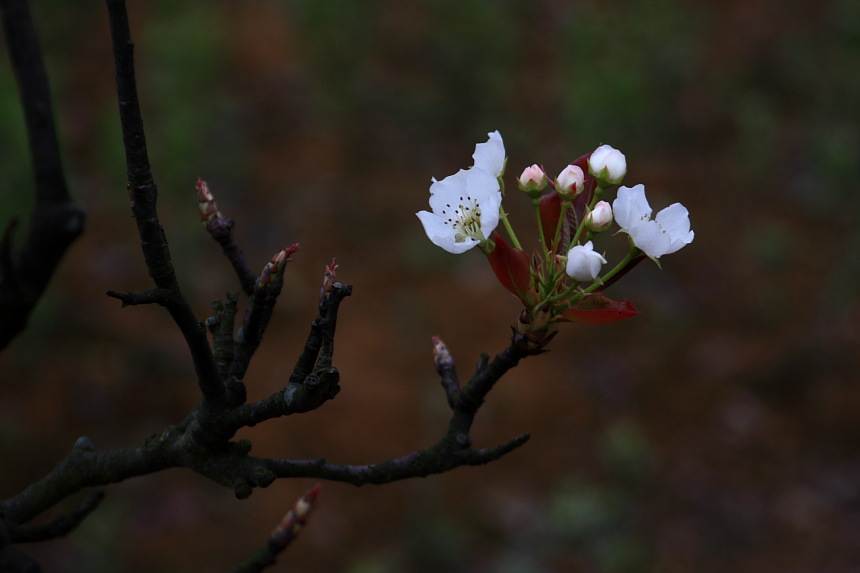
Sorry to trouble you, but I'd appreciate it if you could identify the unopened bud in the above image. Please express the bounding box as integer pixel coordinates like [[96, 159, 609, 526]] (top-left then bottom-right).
[[517, 164, 548, 197], [555, 165, 585, 200], [587, 144, 626, 186], [432, 335, 454, 371], [196, 178, 223, 224], [320, 258, 338, 297], [584, 201, 613, 233], [255, 245, 300, 292], [269, 483, 322, 550]]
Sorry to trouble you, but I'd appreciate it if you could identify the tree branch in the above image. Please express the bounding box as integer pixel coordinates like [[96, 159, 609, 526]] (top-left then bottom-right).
[[6, 491, 104, 543], [197, 178, 257, 296], [0, 0, 85, 350], [105, 0, 224, 409]]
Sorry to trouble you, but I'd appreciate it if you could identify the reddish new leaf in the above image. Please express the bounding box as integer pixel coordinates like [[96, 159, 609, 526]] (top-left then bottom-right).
[[538, 191, 562, 252], [487, 232, 532, 305], [560, 292, 638, 325]]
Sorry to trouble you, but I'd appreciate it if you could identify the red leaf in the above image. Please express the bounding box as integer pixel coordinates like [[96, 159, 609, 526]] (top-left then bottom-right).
[[569, 153, 598, 223], [538, 191, 562, 252], [487, 232, 533, 305], [560, 292, 638, 325]]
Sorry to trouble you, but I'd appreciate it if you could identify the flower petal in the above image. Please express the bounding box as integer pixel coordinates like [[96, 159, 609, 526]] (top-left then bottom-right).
[[655, 203, 694, 254], [466, 167, 501, 229], [472, 131, 506, 177], [612, 184, 652, 231], [416, 210, 479, 254], [428, 169, 470, 215], [628, 219, 672, 258]]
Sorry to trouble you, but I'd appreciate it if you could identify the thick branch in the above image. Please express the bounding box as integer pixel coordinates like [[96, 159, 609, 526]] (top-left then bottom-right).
[[0, 0, 85, 350], [2, 433, 179, 526]]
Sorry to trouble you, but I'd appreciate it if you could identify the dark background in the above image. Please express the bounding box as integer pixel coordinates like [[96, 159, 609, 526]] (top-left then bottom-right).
[[1, 1, 859, 572]]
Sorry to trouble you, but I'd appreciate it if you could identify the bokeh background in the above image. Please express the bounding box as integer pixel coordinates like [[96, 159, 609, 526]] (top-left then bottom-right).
[[2, 1, 859, 572]]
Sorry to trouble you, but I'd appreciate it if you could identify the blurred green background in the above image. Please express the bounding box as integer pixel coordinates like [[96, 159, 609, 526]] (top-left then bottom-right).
[[2, 1, 859, 572]]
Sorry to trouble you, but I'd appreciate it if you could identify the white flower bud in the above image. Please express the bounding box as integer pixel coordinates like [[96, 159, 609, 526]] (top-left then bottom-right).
[[585, 201, 613, 232], [588, 144, 626, 185], [517, 164, 547, 197], [555, 164, 585, 199]]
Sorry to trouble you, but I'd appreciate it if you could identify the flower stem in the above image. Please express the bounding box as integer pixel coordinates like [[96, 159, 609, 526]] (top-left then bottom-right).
[[571, 184, 606, 246], [582, 246, 640, 294], [552, 201, 571, 251], [498, 206, 522, 250]]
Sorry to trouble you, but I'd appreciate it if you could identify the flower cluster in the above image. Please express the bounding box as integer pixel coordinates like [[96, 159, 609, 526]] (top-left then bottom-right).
[[417, 132, 693, 352]]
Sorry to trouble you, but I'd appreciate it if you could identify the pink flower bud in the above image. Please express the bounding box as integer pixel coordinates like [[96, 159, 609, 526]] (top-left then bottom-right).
[[555, 164, 585, 199], [585, 201, 613, 232], [517, 164, 548, 197], [565, 241, 606, 282], [588, 144, 626, 185]]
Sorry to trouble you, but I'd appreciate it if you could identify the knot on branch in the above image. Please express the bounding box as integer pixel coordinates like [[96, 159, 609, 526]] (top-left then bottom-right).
[[283, 368, 340, 411]]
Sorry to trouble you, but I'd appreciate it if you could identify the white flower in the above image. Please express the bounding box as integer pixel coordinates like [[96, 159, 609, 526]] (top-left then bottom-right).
[[588, 144, 626, 185], [566, 241, 606, 282], [417, 132, 505, 254], [612, 184, 694, 258], [472, 130, 506, 177]]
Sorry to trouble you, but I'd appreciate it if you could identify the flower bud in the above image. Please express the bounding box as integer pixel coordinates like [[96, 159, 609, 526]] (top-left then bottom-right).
[[555, 164, 585, 200], [588, 144, 626, 186], [196, 178, 223, 224], [566, 241, 606, 282], [584, 201, 613, 233], [431, 335, 454, 371], [517, 164, 548, 197]]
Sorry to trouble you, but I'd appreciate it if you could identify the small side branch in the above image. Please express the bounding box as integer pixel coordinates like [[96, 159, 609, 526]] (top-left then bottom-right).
[[197, 178, 256, 296], [6, 490, 104, 543], [106, 287, 173, 307], [226, 280, 352, 430], [266, 433, 530, 486]]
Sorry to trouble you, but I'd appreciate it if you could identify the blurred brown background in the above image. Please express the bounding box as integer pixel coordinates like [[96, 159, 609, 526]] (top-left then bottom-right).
[[1, 1, 859, 572]]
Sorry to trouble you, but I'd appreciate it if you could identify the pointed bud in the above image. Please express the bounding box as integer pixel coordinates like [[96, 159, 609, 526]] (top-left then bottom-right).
[[517, 164, 548, 197], [588, 144, 626, 186], [431, 336, 454, 371], [584, 201, 613, 233], [318, 258, 339, 310], [555, 165, 585, 200], [196, 178, 223, 224], [269, 483, 322, 550], [255, 245, 300, 292]]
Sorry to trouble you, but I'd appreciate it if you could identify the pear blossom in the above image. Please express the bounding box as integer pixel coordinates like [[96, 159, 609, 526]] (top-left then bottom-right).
[[517, 164, 547, 196], [417, 132, 505, 254], [555, 164, 585, 199], [585, 200, 613, 232], [566, 241, 606, 282], [612, 184, 694, 259], [588, 144, 626, 185]]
